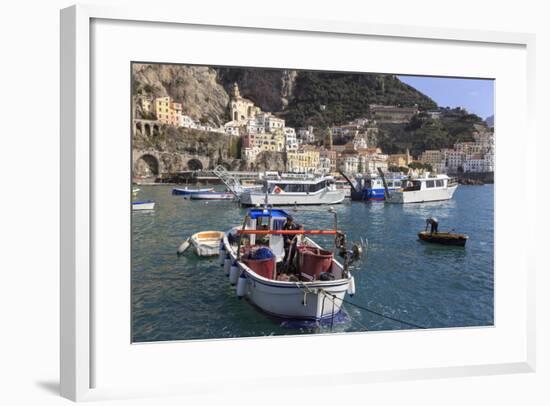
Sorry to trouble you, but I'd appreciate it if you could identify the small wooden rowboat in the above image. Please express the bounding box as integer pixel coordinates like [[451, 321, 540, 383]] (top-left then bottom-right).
[[418, 231, 468, 246], [190, 231, 225, 256]]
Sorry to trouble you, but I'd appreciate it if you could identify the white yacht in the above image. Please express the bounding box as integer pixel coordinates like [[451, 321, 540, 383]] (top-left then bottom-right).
[[386, 174, 458, 204], [239, 176, 345, 206]]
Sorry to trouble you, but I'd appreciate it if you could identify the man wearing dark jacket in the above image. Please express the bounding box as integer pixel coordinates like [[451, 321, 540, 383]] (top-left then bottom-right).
[[283, 216, 302, 263], [426, 217, 439, 234]]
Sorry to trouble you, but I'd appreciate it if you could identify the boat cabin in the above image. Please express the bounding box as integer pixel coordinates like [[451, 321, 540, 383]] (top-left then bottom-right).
[[262, 176, 336, 194], [244, 208, 289, 262], [366, 177, 403, 189], [233, 208, 344, 282], [401, 175, 457, 192]]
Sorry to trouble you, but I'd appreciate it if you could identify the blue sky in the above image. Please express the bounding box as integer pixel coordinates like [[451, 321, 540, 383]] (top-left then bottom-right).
[[397, 75, 494, 120]]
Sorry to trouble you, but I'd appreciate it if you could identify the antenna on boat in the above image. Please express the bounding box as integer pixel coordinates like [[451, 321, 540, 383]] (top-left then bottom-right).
[[263, 179, 269, 209], [328, 206, 338, 233]]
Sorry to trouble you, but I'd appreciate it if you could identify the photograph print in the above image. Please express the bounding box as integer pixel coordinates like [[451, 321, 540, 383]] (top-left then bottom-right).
[[131, 62, 494, 342]]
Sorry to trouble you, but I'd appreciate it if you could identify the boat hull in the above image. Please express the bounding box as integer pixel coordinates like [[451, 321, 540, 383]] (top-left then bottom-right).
[[418, 231, 468, 246], [223, 231, 352, 320], [132, 201, 155, 210], [239, 189, 345, 206], [241, 272, 349, 320], [189, 192, 235, 200], [172, 187, 214, 196], [388, 184, 458, 203]]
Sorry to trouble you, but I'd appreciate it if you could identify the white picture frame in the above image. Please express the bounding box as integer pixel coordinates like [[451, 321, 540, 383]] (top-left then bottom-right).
[[60, 4, 536, 402]]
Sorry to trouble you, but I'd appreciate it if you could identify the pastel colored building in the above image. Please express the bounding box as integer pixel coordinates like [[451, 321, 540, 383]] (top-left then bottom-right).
[[287, 146, 320, 173], [153, 96, 182, 126]]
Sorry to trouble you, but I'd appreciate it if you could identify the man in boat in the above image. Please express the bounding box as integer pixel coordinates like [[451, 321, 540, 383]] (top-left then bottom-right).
[[256, 224, 270, 246], [283, 216, 302, 265], [425, 217, 439, 234]]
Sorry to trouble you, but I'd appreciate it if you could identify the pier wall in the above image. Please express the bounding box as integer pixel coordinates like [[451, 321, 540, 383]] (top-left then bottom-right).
[[450, 172, 494, 184]]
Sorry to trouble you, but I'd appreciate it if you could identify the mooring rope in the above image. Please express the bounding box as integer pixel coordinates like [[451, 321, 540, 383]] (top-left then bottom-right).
[[322, 291, 427, 330], [294, 281, 426, 330], [319, 291, 370, 332]]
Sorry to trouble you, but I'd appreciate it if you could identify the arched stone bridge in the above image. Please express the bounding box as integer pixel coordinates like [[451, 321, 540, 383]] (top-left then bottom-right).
[[133, 119, 162, 137], [133, 149, 210, 177]]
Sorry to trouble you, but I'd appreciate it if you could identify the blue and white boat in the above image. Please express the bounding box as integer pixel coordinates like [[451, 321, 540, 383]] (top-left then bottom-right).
[[172, 187, 214, 196], [352, 173, 406, 201], [132, 200, 155, 210]]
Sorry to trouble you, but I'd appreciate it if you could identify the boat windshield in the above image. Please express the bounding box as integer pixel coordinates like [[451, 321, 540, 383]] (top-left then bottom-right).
[[266, 180, 329, 193], [402, 180, 421, 191]]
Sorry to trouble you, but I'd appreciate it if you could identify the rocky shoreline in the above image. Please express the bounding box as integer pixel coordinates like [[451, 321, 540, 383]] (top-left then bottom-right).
[[453, 172, 494, 185]]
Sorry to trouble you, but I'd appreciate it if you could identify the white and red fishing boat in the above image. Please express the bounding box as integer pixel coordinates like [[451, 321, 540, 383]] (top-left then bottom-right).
[[221, 208, 360, 321]]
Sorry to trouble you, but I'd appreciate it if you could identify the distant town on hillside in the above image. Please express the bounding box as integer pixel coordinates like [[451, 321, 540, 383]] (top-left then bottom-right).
[[132, 63, 494, 180]]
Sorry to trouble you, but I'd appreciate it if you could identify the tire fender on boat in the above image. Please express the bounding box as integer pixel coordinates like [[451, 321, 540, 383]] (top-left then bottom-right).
[[224, 258, 232, 277], [218, 243, 226, 266], [347, 276, 356, 297], [229, 262, 239, 285], [236, 273, 247, 298]]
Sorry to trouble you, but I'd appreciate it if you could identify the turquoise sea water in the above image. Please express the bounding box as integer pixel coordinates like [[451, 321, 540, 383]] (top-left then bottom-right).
[[132, 184, 494, 342]]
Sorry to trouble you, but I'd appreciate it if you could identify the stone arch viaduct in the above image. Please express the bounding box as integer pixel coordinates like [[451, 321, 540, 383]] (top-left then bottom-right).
[[132, 149, 210, 178]]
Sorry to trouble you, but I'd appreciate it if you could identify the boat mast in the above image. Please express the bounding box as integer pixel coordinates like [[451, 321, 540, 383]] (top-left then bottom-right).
[[377, 167, 390, 199], [236, 215, 249, 260]]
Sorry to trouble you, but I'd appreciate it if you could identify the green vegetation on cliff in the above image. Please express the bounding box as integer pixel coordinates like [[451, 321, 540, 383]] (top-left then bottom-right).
[[377, 108, 484, 156], [284, 72, 437, 128]]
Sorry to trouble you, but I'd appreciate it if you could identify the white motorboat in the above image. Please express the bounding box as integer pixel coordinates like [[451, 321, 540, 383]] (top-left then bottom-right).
[[132, 200, 155, 210], [239, 176, 345, 206], [222, 208, 358, 321], [386, 174, 458, 203], [190, 231, 225, 256]]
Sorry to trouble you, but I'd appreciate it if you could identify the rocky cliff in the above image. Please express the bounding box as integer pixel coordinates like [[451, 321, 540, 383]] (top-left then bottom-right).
[[133, 64, 230, 126], [133, 65, 436, 129], [216, 67, 298, 112]]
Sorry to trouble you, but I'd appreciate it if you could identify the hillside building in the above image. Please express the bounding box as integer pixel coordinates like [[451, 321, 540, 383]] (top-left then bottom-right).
[[284, 127, 299, 152], [153, 96, 183, 126], [369, 104, 419, 123], [179, 115, 196, 129], [287, 146, 320, 173], [298, 126, 315, 143], [224, 121, 241, 136], [388, 150, 412, 168], [229, 83, 261, 123]]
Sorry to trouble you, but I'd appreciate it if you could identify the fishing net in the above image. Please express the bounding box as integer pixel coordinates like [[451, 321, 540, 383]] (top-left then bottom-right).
[[249, 247, 274, 260]]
